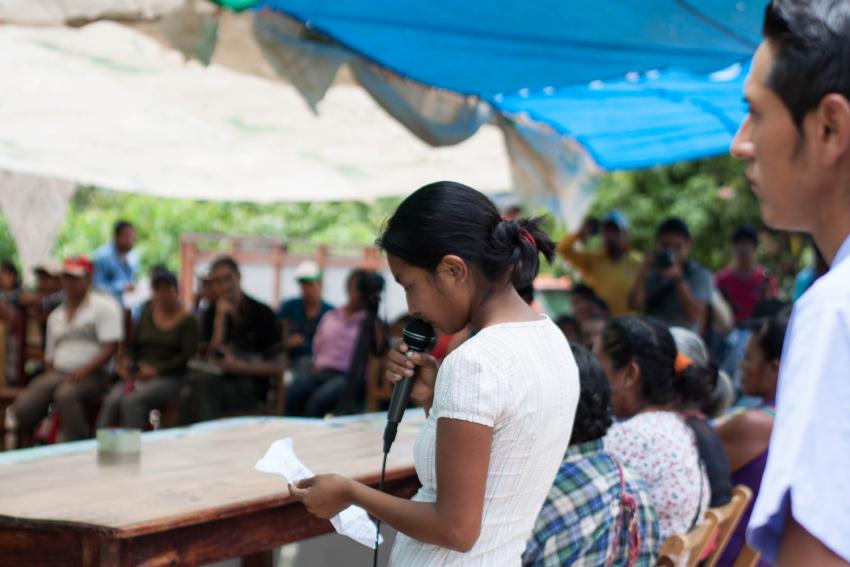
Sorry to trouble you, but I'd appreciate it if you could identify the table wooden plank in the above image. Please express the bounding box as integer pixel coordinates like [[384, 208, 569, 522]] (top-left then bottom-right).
[[0, 416, 421, 538]]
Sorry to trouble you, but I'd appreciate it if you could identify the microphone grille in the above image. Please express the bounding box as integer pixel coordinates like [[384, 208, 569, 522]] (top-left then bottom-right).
[[402, 319, 436, 353]]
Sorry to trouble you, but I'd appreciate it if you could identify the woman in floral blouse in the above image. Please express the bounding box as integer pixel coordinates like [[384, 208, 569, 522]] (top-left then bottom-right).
[[594, 316, 710, 538]]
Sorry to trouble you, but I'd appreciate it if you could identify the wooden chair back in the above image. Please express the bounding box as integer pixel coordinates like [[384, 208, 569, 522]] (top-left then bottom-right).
[[731, 544, 761, 567], [704, 485, 753, 567], [657, 514, 719, 567]]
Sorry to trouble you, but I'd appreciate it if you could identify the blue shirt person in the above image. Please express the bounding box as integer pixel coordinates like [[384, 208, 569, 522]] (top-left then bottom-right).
[[277, 260, 333, 373], [92, 220, 139, 306]]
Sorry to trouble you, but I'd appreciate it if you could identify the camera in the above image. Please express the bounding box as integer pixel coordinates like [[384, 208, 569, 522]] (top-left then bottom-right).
[[654, 249, 675, 270]]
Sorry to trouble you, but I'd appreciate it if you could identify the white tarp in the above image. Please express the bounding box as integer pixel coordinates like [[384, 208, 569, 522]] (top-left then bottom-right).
[[0, 172, 74, 283], [0, 0, 184, 25], [0, 22, 512, 203]]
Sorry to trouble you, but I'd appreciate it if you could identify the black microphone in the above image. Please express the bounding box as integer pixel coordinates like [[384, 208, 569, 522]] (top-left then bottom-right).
[[383, 318, 436, 454]]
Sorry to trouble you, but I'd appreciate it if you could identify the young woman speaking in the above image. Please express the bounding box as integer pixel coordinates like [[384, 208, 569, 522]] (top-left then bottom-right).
[[290, 181, 579, 565]]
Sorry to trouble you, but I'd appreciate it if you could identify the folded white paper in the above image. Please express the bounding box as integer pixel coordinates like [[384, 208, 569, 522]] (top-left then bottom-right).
[[256, 438, 383, 549]]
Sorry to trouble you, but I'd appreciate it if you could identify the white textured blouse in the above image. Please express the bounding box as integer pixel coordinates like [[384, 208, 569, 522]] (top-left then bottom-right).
[[390, 317, 579, 566]]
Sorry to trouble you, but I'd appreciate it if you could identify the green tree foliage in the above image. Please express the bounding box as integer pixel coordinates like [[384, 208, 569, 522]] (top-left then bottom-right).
[[51, 186, 403, 273], [0, 157, 804, 290]]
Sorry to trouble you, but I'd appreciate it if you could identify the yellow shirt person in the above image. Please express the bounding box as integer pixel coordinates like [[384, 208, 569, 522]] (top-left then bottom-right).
[[557, 212, 642, 316]]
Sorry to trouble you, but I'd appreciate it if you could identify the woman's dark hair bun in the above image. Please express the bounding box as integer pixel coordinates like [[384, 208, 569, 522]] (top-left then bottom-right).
[[489, 217, 555, 288], [378, 181, 554, 287]]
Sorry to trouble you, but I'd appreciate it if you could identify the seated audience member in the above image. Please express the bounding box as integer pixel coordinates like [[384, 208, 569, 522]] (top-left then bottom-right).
[[285, 269, 385, 417], [594, 316, 710, 538], [580, 315, 608, 351], [11, 257, 123, 441], [557, 211, 642, 316], [523, 343, 660, 566], [0, 260, 21, 384], [629, 218, 713, 332], [670, 327, 733, 507], [24, 260, 65, 313], [16, 261, 65, 381], [714, 316, 787, 567], [193, 268, 216, 317], [277, 260, 334, 377], [569, 284, 610, 323], [555, 314, 581, 344], [0, 260, 20, 303], [96, 270, 199, 429], [93, 220, 139, 306], [715, 226, 778, 325], [179, 256, 282, 423]]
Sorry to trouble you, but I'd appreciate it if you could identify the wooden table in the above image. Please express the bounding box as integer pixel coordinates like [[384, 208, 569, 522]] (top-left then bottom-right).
[[0, 414, 422, 566]]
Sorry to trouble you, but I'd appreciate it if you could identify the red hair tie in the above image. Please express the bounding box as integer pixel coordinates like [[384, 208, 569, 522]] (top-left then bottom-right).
[[520, 228, 537, 249]]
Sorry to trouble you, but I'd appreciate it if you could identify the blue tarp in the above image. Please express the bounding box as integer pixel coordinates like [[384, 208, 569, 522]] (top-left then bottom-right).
[[257, 0, 766, 169], [492, 64, 749, 170]]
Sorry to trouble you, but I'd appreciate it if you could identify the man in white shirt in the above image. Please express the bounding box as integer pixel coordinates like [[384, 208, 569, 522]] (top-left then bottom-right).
[[12, 257, 123, 442], [731, 1, 850, 564]]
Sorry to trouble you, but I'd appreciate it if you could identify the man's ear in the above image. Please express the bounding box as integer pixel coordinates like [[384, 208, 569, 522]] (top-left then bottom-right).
[[814, 93, 850, 167]]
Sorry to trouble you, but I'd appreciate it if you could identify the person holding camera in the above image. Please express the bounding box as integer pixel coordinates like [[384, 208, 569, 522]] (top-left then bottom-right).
[[557, 211, 642, 317], [285, 268, 385, 417], [628, 218, 713, 332]]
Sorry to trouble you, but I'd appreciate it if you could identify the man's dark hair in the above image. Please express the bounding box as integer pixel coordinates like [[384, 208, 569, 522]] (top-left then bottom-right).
[[732, 225, 759, 246], [763, 1, 850, 130], [569, 283, 596, 300], [114, 220, 134, 238], [568, 343, 613, 445], [656, 217, 691, 240], [210, 255, 240, 276]]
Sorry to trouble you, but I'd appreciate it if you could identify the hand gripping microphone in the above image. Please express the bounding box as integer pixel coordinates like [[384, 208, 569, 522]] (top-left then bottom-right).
[[383, 319, 436, 454]]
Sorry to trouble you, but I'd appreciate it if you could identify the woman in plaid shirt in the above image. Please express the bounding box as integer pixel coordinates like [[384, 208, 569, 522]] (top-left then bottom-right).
[[524, 344, 660, 566]]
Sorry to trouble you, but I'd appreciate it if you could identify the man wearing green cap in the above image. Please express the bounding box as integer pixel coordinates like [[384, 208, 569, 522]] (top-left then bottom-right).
[[277, 260, 334, 377]]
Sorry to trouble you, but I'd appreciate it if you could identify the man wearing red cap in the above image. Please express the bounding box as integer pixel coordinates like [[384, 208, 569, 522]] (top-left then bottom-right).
[[11, 256, 123, 442]]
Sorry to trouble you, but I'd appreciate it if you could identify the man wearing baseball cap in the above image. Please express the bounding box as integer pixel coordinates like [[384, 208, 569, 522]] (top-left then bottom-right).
[[11, 256, 123, 442], [557, 211, 642, 316], [277, 260, 334, 377]]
